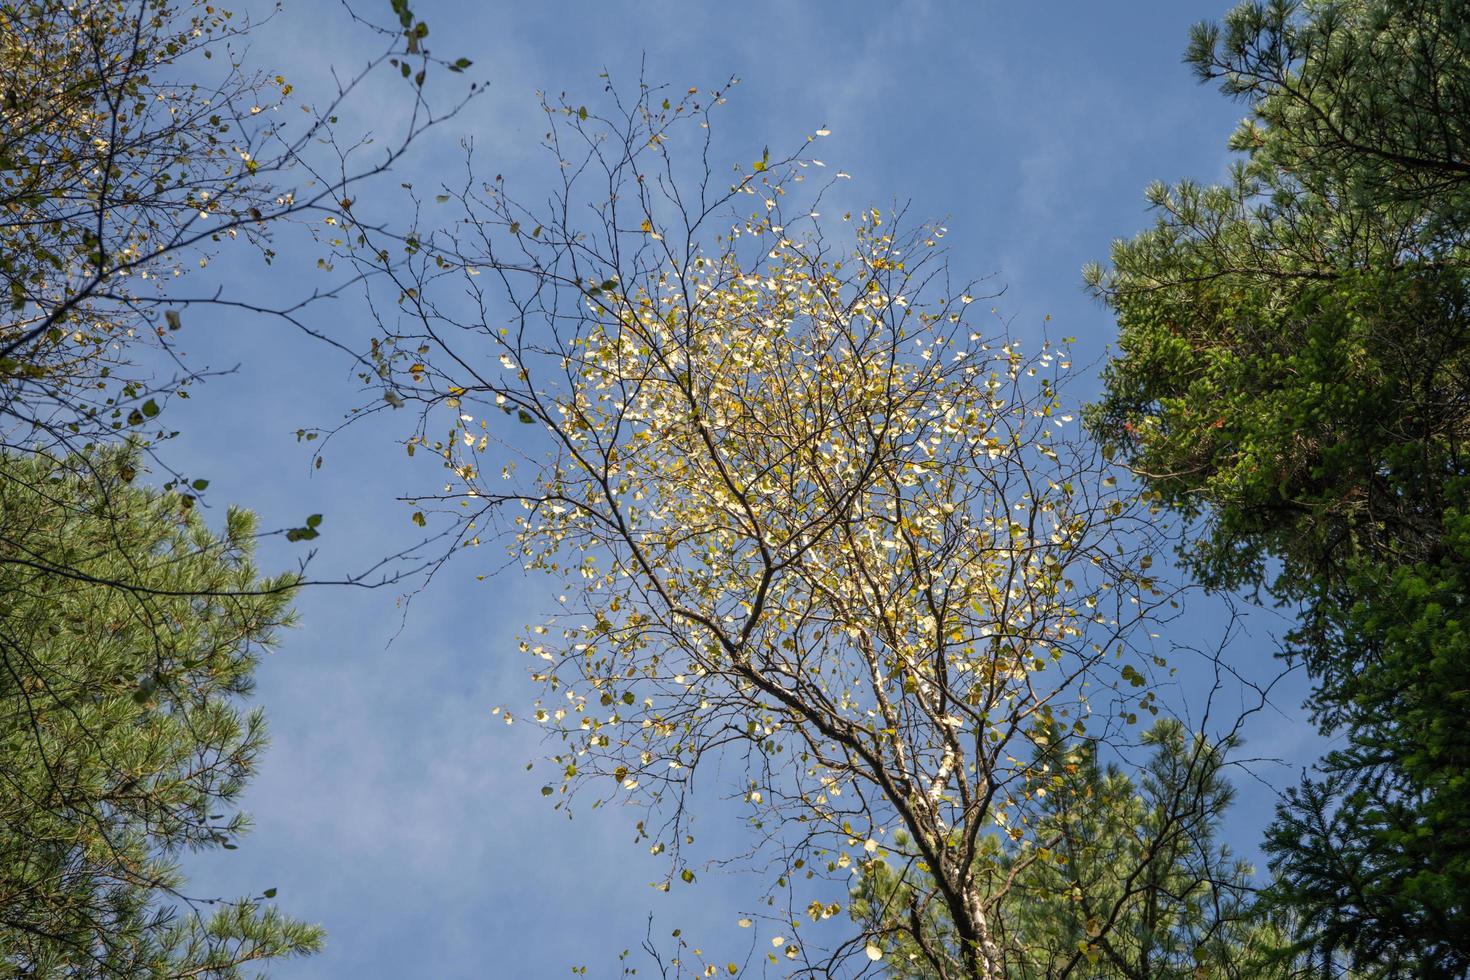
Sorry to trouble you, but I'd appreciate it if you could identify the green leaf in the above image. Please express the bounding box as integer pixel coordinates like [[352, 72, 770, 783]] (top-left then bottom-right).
[[306, 514, 322, 528], [141, 399, 160, 418], [191, 479, 209, 491]]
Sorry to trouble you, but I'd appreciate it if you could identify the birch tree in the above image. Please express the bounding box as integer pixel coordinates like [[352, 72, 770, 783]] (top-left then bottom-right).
[[359, 82, 1187, 979]]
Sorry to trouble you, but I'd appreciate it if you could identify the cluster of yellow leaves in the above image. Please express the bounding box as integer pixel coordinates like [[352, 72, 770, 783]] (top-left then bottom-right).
[[371, 80, 1174, 968], [427, 203, 1158, 905]]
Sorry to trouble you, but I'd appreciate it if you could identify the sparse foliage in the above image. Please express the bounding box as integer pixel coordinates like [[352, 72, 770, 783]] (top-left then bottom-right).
[[0, 0, 470, 472], [355, 82, 1198, 979]]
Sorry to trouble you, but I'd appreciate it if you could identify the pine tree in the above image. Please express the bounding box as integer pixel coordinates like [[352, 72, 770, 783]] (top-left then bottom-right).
[[0, 449, 321, 976], [851, 721, 1295, 979], [1087, 1, 1470, 972]]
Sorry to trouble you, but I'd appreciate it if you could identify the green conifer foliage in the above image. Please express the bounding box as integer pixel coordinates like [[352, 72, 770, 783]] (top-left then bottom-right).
[[852, 722, 1291, 979], [0, 450, 321, 975], [1088, 1, 1470, 972]]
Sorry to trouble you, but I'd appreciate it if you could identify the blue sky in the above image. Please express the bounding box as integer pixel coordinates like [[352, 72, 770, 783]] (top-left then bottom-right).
[[160, 1, 1323, 975]]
